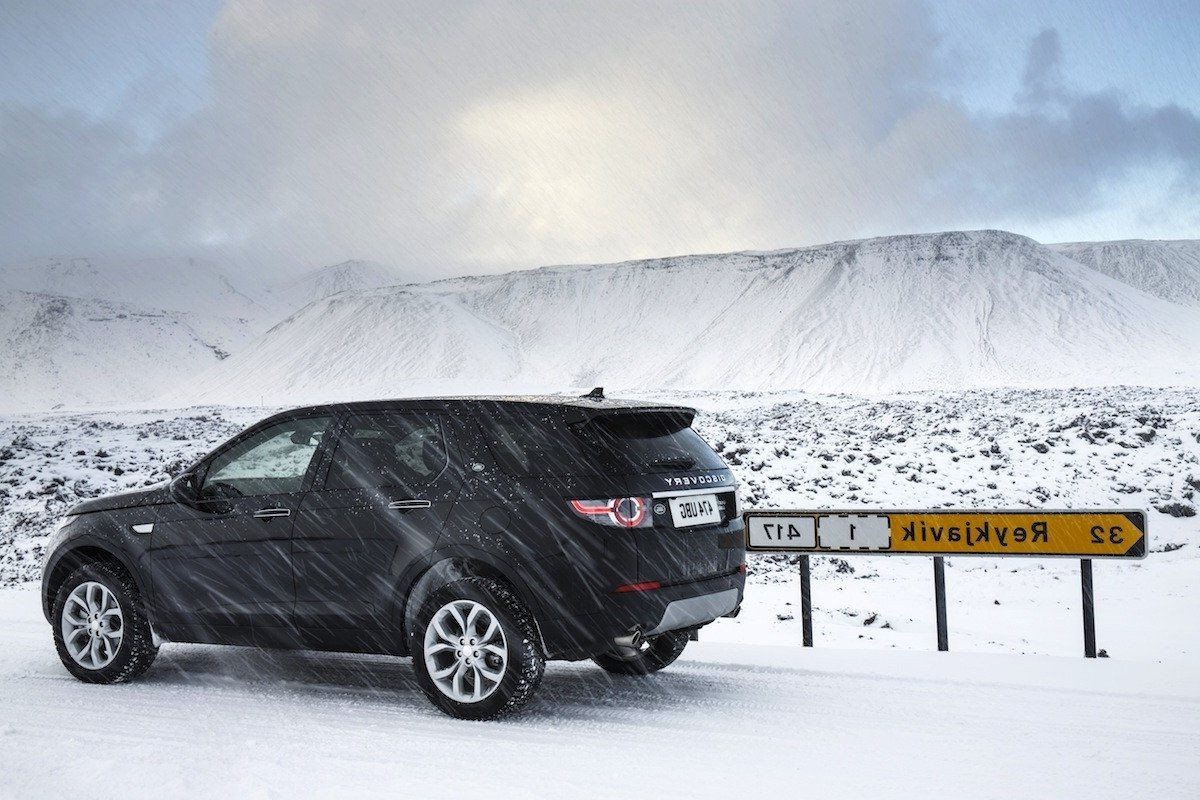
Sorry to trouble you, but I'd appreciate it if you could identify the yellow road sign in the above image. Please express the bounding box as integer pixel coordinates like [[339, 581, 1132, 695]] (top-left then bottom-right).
[[744, 509, 1147, 558]]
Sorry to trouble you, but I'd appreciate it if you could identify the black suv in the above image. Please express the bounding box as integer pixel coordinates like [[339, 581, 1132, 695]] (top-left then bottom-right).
[[42, 393, 745, 718]]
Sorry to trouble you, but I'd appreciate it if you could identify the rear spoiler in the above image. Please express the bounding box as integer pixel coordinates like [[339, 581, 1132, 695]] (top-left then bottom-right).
[[562, 405, 697, 428]]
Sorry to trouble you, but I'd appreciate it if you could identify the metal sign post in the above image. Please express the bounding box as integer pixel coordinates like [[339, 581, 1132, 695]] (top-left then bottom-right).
[[745, 509, 1147, 657], [933, 556, 948, 652], [799, 554, 813, 647], [1080, 558, 1096, 658]]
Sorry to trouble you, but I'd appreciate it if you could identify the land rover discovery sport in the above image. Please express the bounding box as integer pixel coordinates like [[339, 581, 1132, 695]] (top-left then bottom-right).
[[41, 392, 745, 719]]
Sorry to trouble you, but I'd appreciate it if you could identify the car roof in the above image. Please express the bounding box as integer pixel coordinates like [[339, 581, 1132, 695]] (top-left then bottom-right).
[[269, 394, 697, 422]]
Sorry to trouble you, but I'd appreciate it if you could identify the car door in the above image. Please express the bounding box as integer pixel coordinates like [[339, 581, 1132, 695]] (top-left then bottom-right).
[[292, 410, 462, 635], [149, 414, 334, 640]]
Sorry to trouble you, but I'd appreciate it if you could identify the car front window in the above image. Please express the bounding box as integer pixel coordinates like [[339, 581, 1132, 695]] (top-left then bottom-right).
[[201, 416, 332, 497]]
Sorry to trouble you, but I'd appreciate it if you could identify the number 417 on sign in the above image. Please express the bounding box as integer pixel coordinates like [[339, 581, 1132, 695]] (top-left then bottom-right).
[[747, 516, 816, 549]]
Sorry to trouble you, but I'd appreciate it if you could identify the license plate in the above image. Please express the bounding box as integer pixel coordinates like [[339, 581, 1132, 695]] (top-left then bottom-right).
[[669, 494, 722, 528]]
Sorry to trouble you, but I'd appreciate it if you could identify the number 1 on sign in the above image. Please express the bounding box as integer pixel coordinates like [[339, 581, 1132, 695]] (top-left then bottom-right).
[[817, 515, 890, 550]]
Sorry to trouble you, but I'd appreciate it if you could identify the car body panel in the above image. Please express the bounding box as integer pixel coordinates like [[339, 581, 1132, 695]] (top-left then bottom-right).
[[68, 483, 172, 515], [291, 410, 466, 633], [148, 490, 302, 631]]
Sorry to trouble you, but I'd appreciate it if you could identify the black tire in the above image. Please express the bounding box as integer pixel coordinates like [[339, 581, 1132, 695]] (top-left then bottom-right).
[[51, 562, 158, 684], [592, 630, 690, 675], [408, 577, 544, 720]]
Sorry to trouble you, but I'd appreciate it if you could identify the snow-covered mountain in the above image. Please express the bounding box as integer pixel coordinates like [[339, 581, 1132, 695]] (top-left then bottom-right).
[[5, 232, 1199, 411], [170, 230, 1200, 406], [0, 255, 274, 411], [265, 260, 405, 311], [0, 256, 263, 320], [1050, 239, 1200, 306], [0, 290, 254, 411], [0, 256, 413, 411]]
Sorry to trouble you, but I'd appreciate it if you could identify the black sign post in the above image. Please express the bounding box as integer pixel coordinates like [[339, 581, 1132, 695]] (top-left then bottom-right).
[[1081, 558, 1097, 658], [933, 556, 949, 652], [799, 554, 813, 647]]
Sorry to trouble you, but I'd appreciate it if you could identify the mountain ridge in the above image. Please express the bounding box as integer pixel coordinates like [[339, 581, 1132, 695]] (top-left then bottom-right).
[[265, 259, 408, 311], [5, 230, 1199, 411], [0, 255, 264, 320], [167, 229, 1200, 407], [1048, 239, 1200, 305], [0, 288, 253, 411]]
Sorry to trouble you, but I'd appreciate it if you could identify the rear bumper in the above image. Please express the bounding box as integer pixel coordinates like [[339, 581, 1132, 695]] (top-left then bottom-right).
[[645, 587, 739, 635], [538, 568, 745, 660]]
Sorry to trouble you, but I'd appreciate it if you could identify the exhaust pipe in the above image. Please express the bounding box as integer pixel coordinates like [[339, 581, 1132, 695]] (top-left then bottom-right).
[[613, 628, 645, 649]]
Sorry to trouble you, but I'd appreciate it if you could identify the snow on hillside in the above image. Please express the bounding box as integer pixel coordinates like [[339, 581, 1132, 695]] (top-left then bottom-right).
[[6, 232, 1200, 412], [170, 231, 1200, 407], [266, 259, 406, 310], [0, 290, 255, 412], [0, 255, 263, 320], [1051, 239, 1200, 306], [0, 256, 412, 412], [0, 255, 273, 412]]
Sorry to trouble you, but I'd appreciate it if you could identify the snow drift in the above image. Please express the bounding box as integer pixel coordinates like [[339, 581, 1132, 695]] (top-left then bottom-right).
[[173, 230, 1200, 406]]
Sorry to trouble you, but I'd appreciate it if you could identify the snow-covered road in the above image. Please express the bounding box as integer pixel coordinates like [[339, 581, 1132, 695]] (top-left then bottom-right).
[[1, 586, 1196, 799]]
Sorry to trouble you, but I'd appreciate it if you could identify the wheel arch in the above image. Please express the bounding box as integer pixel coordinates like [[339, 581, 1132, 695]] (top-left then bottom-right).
[[42, 537, 144, 624], [389, 546, 549, 657]]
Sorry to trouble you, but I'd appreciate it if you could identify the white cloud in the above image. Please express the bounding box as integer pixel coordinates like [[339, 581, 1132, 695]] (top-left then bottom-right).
[[1, 1, 1197, 277]]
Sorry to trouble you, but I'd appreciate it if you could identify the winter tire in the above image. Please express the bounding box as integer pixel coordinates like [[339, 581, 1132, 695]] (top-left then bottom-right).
[[52, 562, 158, 684], [592, 629, 690, 675], [409, 577, 544, 720]]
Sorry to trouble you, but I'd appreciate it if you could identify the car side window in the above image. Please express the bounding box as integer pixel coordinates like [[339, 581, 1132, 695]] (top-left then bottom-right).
[[201, 416, 332, 498], [482, 410, 610, 477], [325, 412, 447, 492]]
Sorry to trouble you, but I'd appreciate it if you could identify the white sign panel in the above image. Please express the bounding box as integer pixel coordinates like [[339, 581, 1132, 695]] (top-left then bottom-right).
[[746, 515, 816, 549], [818, 514, 891, 550]]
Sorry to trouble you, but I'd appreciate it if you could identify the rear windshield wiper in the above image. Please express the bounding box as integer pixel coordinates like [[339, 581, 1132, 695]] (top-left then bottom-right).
[[648, 456, 696, 470]]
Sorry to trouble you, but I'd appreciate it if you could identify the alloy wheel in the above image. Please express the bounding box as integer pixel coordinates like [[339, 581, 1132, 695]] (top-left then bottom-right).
[[423, 599, 508, 703], [60, 581, 123, 670]]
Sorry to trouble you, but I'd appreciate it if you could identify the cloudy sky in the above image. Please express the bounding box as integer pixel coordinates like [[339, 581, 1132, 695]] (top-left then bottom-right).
[[1, 0, 1198, 280]]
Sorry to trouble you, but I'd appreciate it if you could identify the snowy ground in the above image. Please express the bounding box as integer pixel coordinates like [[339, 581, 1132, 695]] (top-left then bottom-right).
[[1, 386, 1198, 796], [1, 586, 1197, 800]]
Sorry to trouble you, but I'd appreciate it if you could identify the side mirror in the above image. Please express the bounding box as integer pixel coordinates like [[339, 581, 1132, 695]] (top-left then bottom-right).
[[169, 471, 201, 507], [170, 470, 233, 514]]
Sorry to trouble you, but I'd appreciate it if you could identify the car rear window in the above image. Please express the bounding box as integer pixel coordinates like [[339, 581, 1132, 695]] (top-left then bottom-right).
[[481, 407, 724, 477], [585, 412, 725, 474]]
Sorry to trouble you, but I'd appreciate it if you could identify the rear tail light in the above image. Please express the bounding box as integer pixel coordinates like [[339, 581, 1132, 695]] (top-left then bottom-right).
[[569, 496, 652, 528], [613, 580, 662, 593]]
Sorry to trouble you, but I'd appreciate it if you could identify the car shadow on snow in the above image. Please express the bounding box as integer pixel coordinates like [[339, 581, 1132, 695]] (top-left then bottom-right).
[[139, 643, 751, 720]]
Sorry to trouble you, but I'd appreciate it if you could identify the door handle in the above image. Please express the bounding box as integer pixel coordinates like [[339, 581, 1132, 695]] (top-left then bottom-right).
[[253, 507, 292, 519], [388, 499, 432, 511]]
